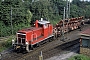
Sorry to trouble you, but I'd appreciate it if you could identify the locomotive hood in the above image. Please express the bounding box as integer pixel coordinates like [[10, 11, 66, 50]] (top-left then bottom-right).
[[17, 27, 42, 34]]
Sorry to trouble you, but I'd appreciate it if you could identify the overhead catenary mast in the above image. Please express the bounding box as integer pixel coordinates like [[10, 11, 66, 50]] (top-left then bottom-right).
[[10, 6, 13, 35], [66, 0, 68, 19], [68, 0, 70, 18], [62, 7, 65, 41]]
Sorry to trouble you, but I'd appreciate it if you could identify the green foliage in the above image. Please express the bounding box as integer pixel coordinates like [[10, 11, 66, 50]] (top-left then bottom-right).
[[0, 0, 90, 37], [0, 21, 11, 36], [26, 9, 32, 22], [29, 0, 63, 22], [0, 0, 32, 37], [0, 36, 14, 52], [68, 54, 90, 60], [70, 4, 84, 18], [72, 0, 90, 18]]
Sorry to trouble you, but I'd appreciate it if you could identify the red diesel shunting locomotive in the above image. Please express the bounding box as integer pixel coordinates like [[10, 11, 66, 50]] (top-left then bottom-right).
[[12, 17, 84, 52], [13, 18, 54, 52]]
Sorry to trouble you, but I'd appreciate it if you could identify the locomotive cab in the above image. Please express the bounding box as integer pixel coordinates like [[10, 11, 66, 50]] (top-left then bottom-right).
[[17, 33, 26, 44], [13, 32, 26, 52]]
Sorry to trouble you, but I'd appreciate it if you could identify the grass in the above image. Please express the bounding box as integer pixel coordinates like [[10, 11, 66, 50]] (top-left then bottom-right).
[[68, 54, 90, 60], [0, 35, 15, 52]]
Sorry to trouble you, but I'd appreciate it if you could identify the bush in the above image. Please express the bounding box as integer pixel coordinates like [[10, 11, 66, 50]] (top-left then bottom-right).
[[0, 36, 15, 52], [0, 20, 30, 37], [68, 54, 90, 60]]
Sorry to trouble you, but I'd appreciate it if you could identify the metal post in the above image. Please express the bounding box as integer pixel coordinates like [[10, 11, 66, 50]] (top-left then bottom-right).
[[66, 0, 70, 40], [39, 51, 43, 60], [0, 23, 2, 37], [63, 7, 65, 21], [66, 0, 68, 19], [62, 7, 65, 41], [10, 6, 13, 35], [68, 0, 70, 18], [41, 51, 42, 56], [0, 53, 2, 60]]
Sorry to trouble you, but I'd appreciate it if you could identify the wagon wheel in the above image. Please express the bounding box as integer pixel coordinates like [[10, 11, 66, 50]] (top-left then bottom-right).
[[53, 28, 58, 39]]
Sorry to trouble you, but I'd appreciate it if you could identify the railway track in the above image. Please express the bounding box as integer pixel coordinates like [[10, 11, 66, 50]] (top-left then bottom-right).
[[45, 43, 80, 60], [1, 24, 90, 60], [19, 38, 80, 60], [1, 35, 79, 60]]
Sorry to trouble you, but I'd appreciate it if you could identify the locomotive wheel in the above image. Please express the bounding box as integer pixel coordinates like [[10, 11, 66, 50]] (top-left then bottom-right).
[[48, 37, 53, 42], [31, 45, 33, 50], [36, 43, 40, 47]]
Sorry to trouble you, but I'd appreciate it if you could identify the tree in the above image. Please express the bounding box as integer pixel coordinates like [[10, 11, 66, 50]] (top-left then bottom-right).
[[26, 9, 32, 23], [0, 0, 32, 36]]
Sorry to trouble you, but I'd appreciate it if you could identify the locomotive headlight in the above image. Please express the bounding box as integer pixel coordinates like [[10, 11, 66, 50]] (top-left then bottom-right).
[[59, 31, 60, 32], [34, 24, 35, 26], [26, 42, 29, 45], [12, 39, 15, 46]]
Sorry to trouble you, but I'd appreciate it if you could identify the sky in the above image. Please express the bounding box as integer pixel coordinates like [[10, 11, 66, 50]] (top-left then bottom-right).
[[70, 0, 90, 2], [66, 0, 90, 2], [70, 0, 72, 2]]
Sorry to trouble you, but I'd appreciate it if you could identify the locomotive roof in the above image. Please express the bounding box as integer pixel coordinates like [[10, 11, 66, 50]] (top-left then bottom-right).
[[38, 20, 50, 24], [80, 28, 90, 36]]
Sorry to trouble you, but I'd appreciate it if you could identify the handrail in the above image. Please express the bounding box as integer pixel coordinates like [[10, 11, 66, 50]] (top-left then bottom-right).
[[31, 33, 37, 43]]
